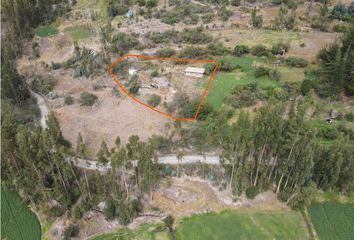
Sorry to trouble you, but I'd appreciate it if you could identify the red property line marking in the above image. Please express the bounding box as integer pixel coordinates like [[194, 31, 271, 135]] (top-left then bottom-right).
[[107, 54, 219, 121]]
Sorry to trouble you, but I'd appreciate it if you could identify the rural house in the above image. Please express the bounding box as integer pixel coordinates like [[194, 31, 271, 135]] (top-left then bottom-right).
[[184, 67, 205, 78]]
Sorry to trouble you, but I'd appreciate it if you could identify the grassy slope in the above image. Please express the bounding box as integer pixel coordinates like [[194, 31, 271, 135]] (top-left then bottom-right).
[[34, 25, 58, 37], [308, 202, 354, 240], [204, 56, 280, 108], [175, 209, 308, 240], [64, 25, 92, 40], [1, 188, 41, 240], [89, 223, 169, 240]]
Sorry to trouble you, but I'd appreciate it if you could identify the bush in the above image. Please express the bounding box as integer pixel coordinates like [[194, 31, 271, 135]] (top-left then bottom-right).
[[227, 83, 263, 108], [47, 206, 64, 218], [218, 58, 240, 71], [344, 112, 354, 122], [178, 46, 206, 59], [51, 62, 61, 70], [202, 13, 214, 23], [129, 79, 140, 94], [64, 95, 74, 105], [204, 63, 217, 74], [218, 7, 233, 21], [245, 186, 258, 199], [285, 56, 308, 68], [154, 48, 176, 57], [147, 94, 161, 107], [73, 206, 83, 220], [255, 66, 270, 78], [233, 45, 250, 56], [180, 27, 213, 44], [79, 92, 97, 106], [271, 41, 290, 55], [333, 23, 347, 33], [205, 43, 229, 56], [332, 3, 348, 20], [63, 224, 79, 240], [251, 44, 269, 57], [111, 32, 139, 54], [31, 75, 55, 95], [251, 8, 263, 28], [231, 0, 241, 6], [151, 70, 159, 77]]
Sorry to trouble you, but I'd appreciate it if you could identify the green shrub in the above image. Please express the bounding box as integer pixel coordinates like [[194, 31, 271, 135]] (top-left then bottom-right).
[[251, 44, 269, 57], [333, 23, 347, 33], [245, 186, 258, 199], [151, 70, 159, 77], [255, 66, 270, 77], [202, 13, 214, 23], [218, 7, 233, 21], [47, 206, 64, 218], [271, 41, 290, 55], [344, 112, 354, 122], [233, 45, 250, 56], [64, 95, 74, 105], [204, 63, 217, 74], [251, 8, 263, 28], [268, 69, 281, 81], [154, 48, 176, 57], [178, 46, 206, 59], [79, 92, 97, 106], [180, 27, 213, 44], [51, 62, 61, 70], [146, 0, 157, 8], [160, 11, 183, 25], [218, 58, 240, 71], [205, 43, 229, 56], [129, 79, 140, 94], [332, 3, 348, 20], [73, 206, 83, 220], [111, 32, 139, 54], [183, 14, 199, 25], [63, 224, 79, 240], [148, 94, 162, 107], [285, 56, 308, 68], [231, 0, 241, 6], [31, 75, 55, 95]]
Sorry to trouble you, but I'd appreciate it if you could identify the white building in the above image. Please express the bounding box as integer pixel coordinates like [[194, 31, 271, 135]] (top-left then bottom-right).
[[184, 67, 205, 78], [128, 68, 138, 75]]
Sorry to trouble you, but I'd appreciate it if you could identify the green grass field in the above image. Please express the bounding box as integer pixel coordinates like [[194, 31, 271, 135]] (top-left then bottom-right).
[[1, 188, 41, 240], [175, 209, 308, 240], [89, 223, 169, 240], [308, 202, 354, 240], [64, 25, 92, 40], [34, 25, 58, 37], [204, 56, 280, 108]]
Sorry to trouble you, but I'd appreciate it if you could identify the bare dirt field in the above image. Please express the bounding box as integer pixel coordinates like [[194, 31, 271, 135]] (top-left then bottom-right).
[[151, 177, 287, 222]]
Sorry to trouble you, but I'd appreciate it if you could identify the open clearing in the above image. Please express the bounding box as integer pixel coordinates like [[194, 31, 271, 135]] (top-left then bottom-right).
[[176, 209, 308, 240], [1, 188, 41, 240], [308, 202, 354, 240]]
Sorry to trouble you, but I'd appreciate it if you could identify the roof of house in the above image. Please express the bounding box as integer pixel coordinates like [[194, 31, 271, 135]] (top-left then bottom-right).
[[185, 67, 205, 74]]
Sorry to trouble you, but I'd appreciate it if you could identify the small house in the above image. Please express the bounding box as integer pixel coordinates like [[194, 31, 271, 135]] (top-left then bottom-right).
[[129, 68, 138, 76], [184, 67, 205, 78]]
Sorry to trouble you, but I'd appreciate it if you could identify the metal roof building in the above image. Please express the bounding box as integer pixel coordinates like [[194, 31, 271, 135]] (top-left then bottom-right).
[[184, 67, 205, 78]]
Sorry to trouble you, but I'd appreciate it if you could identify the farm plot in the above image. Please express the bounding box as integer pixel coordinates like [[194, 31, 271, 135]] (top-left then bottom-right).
[[203, 56, 280, 108], [308, 202, 354, 240], [175, 209, 308, 240], [1, 188, 41, 240]]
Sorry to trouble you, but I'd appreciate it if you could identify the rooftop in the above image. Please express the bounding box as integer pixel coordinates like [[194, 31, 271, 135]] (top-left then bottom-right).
[[185, 67, 205, 74]]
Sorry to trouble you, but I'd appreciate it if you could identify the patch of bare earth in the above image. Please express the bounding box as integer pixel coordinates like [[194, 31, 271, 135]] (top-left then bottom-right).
[[151, 177, 287, 222]]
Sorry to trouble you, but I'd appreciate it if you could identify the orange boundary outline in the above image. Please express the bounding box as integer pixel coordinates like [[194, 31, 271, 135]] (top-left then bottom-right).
[[107, 53, 219, 121]]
